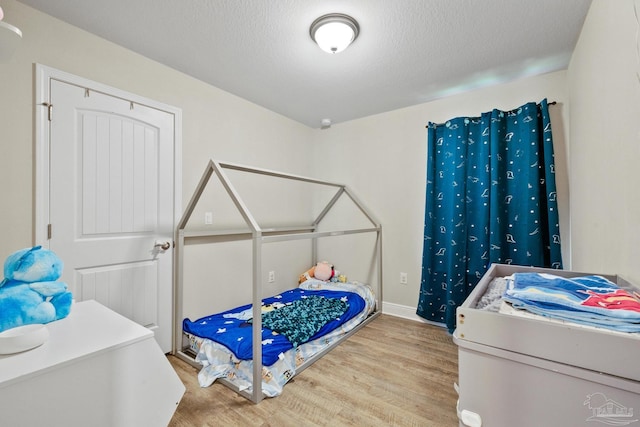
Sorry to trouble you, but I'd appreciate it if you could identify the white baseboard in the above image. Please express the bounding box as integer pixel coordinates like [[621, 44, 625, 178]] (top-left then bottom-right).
[[381, 301, 447, 329]]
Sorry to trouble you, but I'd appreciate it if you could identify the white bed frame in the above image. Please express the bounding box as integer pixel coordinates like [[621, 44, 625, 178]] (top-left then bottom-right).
[[172, 160, 382, 403]]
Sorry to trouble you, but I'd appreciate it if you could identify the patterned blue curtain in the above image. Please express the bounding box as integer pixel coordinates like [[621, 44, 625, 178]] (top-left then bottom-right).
[[417, 99, 562, 332]]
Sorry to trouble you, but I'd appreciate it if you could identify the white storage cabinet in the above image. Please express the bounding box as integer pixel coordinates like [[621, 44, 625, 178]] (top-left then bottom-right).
[[454, 264, 640, 427], [0, 300, 185, 426]]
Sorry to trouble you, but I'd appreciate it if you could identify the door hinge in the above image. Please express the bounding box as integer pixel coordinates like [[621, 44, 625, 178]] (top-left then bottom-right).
[[47, 223, 52, 240], [41, 102, 53, 121]]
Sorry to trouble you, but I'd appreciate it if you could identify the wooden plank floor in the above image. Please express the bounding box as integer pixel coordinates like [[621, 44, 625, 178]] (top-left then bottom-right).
[[168, 314, 459, 427]]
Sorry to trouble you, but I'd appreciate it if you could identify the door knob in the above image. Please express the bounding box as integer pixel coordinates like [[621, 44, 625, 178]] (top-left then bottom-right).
[[154, 240, 171, 251]]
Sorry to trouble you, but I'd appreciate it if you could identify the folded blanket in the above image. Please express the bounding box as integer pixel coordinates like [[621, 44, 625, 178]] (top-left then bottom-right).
[[253, 296, 349, 347], [503, 273, 640, 332]]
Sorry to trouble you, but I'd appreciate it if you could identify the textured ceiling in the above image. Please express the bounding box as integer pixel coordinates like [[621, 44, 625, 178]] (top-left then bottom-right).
[[18, 0, 592, 128]]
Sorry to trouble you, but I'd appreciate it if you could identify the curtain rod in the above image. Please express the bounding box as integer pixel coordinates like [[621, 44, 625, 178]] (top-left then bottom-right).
[[425, 101, 557, 128]]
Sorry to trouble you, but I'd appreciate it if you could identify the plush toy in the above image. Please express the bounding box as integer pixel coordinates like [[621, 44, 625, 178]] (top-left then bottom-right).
[[0, 246, 73, 333], [298, 265, 316, 284], [314, 261, 334, 281], [298, 261, 335, 283]]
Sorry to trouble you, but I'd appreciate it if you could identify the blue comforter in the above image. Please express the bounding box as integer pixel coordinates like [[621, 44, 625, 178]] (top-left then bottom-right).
[[183, 287, 365, 366]]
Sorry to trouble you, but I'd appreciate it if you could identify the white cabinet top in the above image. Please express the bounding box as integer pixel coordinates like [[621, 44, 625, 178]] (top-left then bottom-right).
[[0, 300, 153, 387]]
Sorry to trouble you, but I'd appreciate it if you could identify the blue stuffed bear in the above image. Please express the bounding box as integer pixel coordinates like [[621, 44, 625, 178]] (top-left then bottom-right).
[[0, 246, 73, 333]]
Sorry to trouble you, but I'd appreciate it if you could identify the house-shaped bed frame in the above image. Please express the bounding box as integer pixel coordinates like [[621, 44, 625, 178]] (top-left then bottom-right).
[[173, 159, 382, 403]]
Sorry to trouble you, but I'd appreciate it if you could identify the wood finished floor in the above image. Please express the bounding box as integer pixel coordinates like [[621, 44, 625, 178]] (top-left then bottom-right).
[[168, 314, 459, 427]]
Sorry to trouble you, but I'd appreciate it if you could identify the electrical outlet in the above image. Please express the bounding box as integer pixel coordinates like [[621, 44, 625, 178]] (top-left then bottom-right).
[[268, 271, 275, 283], [400, 272, 408, 285], [204, 211, 213, 224]]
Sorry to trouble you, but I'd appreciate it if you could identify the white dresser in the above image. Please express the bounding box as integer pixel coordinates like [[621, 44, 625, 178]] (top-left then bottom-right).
[[0, 300, 185, 426], [454, 264, 640, 427]]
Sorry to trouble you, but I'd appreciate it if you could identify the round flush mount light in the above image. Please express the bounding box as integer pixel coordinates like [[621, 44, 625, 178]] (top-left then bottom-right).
[[310, 13, 359, 54]]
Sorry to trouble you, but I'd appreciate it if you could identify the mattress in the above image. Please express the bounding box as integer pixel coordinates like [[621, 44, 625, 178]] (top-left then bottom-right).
[[183, 279, 376, 397]]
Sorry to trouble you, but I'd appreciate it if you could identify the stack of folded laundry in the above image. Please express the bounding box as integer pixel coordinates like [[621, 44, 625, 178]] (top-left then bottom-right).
[[503, 272, 640, 332]]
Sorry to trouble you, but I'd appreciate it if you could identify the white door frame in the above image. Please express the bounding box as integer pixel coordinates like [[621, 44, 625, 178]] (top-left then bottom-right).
[[33, 63, 182, 338]]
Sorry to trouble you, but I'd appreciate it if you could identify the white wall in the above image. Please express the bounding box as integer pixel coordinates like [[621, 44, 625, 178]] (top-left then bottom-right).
[[1, 0, 588, 322], [568, 0, 640, 285], [0, 1, 312, 260], [312, 71, 571, 318], [0, 1, 318, 319]]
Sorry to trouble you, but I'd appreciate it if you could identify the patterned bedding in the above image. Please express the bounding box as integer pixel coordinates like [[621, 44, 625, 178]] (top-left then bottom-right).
[[183, 279, 376, 397]]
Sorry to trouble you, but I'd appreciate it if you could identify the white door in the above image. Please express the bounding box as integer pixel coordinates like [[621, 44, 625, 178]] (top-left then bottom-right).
[[36, 68, 180, 353]]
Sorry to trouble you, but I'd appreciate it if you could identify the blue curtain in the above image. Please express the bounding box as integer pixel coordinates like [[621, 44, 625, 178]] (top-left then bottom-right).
[[417, 99, 562, 331]]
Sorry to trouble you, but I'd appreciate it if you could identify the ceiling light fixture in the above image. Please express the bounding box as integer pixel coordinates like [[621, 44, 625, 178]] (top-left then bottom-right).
[[0, 6, 23, 62], [310, 13, 359, 54]]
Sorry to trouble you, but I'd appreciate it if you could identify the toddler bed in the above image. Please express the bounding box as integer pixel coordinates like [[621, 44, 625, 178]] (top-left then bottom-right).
[[173, 160, 383, 403], [182, 279, 376, 397]]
